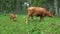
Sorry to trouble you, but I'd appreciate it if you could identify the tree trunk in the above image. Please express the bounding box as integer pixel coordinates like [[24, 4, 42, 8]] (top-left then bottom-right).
[[58, 0, 60, 16], [58, 8, 60, 16], [54, 0, 58, 16], [16, 0, 21, 14]]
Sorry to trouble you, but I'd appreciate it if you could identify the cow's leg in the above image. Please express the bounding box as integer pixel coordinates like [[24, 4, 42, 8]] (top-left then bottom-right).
[[31, 16, 33, 19], [26, 14, 30, 24], [40, 16, 44, 21], [40, 14, 45, 21], [26, 10, 33, 24]]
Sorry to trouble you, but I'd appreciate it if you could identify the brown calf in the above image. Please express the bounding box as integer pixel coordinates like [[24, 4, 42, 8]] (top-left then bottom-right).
[[10, 13, 17, 21], [26, 7, 54, 24]]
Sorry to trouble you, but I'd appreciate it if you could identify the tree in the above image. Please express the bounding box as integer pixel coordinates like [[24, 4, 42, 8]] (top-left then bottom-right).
[[54, 0, 58, 16]]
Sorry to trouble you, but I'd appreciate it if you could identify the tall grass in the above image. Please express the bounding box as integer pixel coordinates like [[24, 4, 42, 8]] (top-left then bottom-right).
[[0, 15, 60, 34]]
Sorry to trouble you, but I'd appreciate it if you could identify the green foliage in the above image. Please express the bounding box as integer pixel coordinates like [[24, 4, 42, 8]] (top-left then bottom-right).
[[0, 0, 59, 15], [31, 0, 47, 6], [0, 0, 53, 13], [0, 0, 26, 13], [0, 15, 60, 34]]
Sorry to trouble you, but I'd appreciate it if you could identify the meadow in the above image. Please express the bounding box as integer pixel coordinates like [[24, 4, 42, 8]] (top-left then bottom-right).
[[0, 15, 60, 34]]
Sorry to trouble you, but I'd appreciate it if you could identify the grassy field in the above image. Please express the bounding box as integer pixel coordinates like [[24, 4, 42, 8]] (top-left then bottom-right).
[[0, 15, 60, 34]]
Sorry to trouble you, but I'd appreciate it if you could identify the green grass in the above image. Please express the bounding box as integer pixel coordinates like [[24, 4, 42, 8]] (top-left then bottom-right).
[[0, 15, 60, 34]]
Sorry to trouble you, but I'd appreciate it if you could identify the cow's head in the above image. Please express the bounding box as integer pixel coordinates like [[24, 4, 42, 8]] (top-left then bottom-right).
[[46, 11, 54, 18]]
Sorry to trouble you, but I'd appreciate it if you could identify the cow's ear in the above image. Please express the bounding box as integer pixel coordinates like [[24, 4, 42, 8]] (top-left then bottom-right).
[[52, 11, 55, 15], [50, 11, 52, 14], [50, 11, 55, 15]]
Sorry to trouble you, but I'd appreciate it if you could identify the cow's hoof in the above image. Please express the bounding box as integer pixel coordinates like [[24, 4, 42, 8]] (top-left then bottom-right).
[[26, 21, 28, 24]]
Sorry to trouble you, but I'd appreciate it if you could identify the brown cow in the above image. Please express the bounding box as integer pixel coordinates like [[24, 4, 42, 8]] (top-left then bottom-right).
[[10, 13, 17, 21], [26, 7, 54, 24]]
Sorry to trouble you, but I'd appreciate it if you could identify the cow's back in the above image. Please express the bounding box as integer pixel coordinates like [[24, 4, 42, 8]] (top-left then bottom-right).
[[27, 7, 47, 16], [28, 7, 47, 13]]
